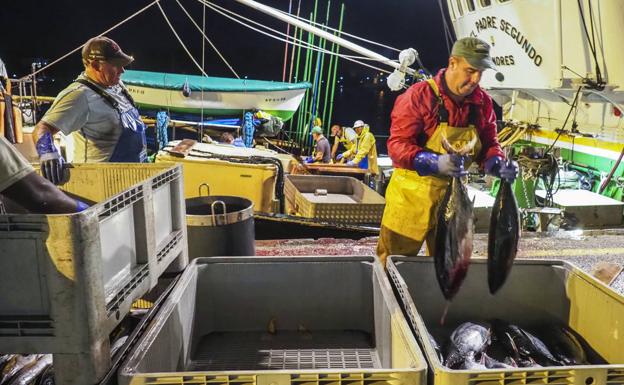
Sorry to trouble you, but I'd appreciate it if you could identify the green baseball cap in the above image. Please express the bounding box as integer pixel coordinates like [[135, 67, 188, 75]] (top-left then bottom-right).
[[311, 126, 323, 134], [451, 37, 495, 71]]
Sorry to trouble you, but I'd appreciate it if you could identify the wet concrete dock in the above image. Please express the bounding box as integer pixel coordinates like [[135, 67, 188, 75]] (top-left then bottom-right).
[[256, 229, 624, 295]]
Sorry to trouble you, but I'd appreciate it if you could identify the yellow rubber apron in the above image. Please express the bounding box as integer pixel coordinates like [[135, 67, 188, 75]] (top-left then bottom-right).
[[378, 79, 482, 260]]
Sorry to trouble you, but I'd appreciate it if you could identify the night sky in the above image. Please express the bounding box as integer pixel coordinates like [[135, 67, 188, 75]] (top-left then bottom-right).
[[2, 0, 453, 153]]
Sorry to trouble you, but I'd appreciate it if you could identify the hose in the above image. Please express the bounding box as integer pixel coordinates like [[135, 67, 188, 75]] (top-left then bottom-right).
[[166, 147, 286, 214]]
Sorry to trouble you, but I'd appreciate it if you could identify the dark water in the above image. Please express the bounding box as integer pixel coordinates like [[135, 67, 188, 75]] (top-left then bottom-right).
[[331, 82, 399, 156]]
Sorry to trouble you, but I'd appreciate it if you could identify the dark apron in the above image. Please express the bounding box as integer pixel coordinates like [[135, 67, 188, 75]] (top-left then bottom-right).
[[75, 78, 147, 162]]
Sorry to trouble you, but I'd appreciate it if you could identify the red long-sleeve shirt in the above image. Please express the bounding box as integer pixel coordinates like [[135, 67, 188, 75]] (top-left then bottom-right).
[[387, 69, 504, 170]]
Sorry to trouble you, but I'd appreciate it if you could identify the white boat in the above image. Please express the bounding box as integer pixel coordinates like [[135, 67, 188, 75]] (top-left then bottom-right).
[[448, 0, 624, 161], [122, 70, 311, 121]]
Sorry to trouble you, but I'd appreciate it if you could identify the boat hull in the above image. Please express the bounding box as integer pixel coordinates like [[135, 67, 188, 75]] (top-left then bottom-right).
[[126, 84, 307, 121]]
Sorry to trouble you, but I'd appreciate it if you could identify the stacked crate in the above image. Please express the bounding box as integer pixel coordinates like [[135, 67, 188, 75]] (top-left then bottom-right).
[[0, 163, 188, 385]]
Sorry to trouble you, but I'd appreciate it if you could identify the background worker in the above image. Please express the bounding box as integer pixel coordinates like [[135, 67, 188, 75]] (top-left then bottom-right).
[[337, 120, 378, 174], [0, 136, 88, 213], [330, 124, 356, 162], [33, 36, 146, 185], [220, 132, 235, 144], [304, 125, 331, 164], [377, 37, 518, 264]]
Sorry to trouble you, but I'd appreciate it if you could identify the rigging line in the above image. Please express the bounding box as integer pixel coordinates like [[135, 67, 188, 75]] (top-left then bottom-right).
[[199, 0, 393, 74], [587, 0, 602, 81], [201, 0, 206, 138], [576, 0, 602, 82], [272, 7, 401, 53], [157, 2, 208, 76], [203, 0, 399, 70], [19, 0, 159, 81], [436, 0, 453, 55], [174, 0, 240, 78], [545, 86, 583, 156]]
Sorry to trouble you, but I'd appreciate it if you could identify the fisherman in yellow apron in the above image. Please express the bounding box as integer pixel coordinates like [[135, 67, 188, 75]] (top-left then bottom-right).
[[330, 124, 356, 161], [377, 37, 518, 265]]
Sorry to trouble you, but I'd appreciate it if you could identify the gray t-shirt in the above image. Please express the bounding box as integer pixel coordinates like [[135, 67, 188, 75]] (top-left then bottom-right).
[[0, 136, 34, 193], [41, 73, 134, 162], [315, 136, 331, 163]]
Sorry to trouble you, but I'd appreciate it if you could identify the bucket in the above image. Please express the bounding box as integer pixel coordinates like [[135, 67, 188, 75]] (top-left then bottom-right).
[[186, 184, 255, 259]]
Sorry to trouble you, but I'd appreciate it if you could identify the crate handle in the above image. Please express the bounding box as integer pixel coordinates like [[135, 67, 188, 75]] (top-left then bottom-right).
[[211, 200, 227, 225], [198, 183, 210, 197]]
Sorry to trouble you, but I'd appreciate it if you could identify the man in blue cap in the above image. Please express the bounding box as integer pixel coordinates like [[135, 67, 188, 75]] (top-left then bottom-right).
[[33, 36, 147, 185]]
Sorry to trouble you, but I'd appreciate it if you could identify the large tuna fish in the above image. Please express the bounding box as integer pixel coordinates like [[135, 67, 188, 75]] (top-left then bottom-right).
[[537, 324, 588, 365], [488, 177, 521, 294], [433, 136, 477, 302], [445, 322, 491, 369], [492, 320, 562, 367]]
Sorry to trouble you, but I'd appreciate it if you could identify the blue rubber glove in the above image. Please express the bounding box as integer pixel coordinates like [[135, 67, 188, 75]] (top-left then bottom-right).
[[304, 156, 314, 164], [336, 153, 344, 161], [76, 200, 90, 212], [232, 137, 246, 147], [412, 151, 467, 177], [485, 156, 519, 183], [36, 132, 67, 185], [346, 160, 355, 166]]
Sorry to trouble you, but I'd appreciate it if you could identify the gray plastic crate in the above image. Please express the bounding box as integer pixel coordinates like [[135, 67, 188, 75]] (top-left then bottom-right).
[[285, 175, 385, 224], [118, 256, 427, 385], [387, 256, 624, 385], [0, 163, 188, 385]]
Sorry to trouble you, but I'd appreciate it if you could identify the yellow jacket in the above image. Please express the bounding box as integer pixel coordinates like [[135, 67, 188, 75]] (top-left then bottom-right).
[[344, 125, 378, 174], [334, 132, 355, 151]]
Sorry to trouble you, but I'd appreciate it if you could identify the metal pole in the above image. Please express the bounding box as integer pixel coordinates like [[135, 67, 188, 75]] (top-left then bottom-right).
[[312, 0, 330, 133], [200, 0, 206, 141], [232, 0, 411, 74], [281, 0, 293, 82], [290, 25, 304, 143], [327, 3, 345, 128], [31, 64, 37, 122], [297, 13, 314, 149], [308, 48, 323, 150], [293, 20, 303, 82], [321, 28, 336, 134], [288, 0, 302, 82]]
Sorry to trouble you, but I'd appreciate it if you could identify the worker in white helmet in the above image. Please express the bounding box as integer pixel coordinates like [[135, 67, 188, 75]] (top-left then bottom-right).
[[336, 120, 378, 174]]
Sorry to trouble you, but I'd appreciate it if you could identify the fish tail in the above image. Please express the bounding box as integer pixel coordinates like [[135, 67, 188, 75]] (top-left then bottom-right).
[[440, 301, 451, 325]]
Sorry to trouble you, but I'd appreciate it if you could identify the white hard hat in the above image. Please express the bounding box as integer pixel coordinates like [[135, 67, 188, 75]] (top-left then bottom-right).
[[353, 120, 365, 128]]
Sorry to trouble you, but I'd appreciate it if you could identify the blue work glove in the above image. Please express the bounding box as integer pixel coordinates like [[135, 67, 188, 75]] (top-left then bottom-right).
[[412, 151, 467, 177], [346, 160, 355, 166], [304, 156, 314, 164], [485, 156, 519, 183], [36, 132, 67, 185], [336, 153, 344, 161], [76, 200, 90, 212]]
